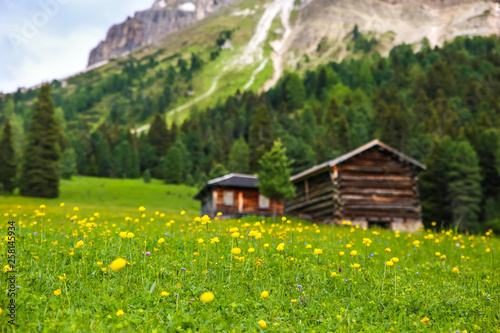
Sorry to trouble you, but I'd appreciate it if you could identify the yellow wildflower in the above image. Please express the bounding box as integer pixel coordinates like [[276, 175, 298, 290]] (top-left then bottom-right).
[[200, 292, 214, 303]]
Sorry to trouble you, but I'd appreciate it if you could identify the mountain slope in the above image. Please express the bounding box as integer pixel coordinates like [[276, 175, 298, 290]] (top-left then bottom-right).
[[88, 0, 236, 67]]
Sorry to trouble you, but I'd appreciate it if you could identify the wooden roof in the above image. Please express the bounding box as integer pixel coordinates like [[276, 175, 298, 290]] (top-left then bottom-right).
[[194, 174, 258, 200], [290, 139, 426, 182]]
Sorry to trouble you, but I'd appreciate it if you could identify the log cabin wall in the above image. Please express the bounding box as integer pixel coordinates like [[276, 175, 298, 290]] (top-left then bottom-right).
[[210, 188, 283, 217], [337, 148, 422, 229], [285, 171, 337, 223]]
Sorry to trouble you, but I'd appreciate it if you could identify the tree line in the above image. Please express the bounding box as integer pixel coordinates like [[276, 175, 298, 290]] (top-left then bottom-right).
[[1, 35, 500, 232]]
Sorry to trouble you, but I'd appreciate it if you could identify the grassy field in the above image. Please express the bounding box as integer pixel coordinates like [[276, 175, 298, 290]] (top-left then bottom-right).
[[0, 177, 499, 332]]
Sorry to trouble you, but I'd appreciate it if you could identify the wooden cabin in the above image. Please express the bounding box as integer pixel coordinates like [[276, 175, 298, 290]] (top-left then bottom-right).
[[194, 174, 283, 218], [285, 140, 426, 232]]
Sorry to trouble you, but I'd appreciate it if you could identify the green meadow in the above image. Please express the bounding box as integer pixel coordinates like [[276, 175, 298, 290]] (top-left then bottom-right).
[[0, 177, 498, 332]]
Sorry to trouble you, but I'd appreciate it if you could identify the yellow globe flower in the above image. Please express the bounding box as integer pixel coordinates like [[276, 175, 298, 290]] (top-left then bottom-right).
[[210, 237, 220, 244], [200, 291, 215, 303], [248, 248, 256, 253], [314, 249, 323, 255], [116, 310, 124, 316], [138, 206, 146, 212], [231, 247, 241, 255], [161, 291, 170, 296], [158, 238, 165, 244], [452, 267, 460, 273], [260, 290, 269, 298], [352, 263, 360, 268], [109, 258, 127, 271], [54, 289, 62, 296], [385, 248, 391, 253], [386, 261, 394, 267], [0, 307, 2, 315], [97, 262, 103, 266], [126, 232, 135, 239], [258, 320, 267, 328], [76, 240, 84, 248], [306, 244, 312, 249], [119, 231, 127, 238], [350, 250, 357, 256], [231, 232, 240, 238], [276, 243, 285, 251], [391, 257, 399, 263], [339, 251, 345, 256], [263, 243, 269, 248]]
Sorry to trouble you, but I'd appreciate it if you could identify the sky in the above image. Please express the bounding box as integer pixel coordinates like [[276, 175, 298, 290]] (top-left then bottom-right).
[[0, 0, 153, 93]]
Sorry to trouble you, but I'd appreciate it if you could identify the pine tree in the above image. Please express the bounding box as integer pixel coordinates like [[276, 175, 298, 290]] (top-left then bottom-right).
[[249, 105, 273, 172], [315, 67, 327, 99], [130, 148, 141, 178], [0, 119, 17, 193], [285, 73, 306, 110], [143, 169, 152, 184], [60, 149, 77, 180], [19, 84, 60, 198], [257, 139, 295, 221], [164, 145, 184, 184], [209, 163, 229, 179], [148, 114, 169, 157], [227, 137, 251, 174], [420, 136, 454, 226], [96, 140, 112, 177], [447, 139, 482, 231], [337, 115, 352, 151]]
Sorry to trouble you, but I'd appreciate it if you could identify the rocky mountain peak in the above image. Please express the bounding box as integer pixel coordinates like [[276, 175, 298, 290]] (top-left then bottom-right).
[[87, 0, 234, 67]]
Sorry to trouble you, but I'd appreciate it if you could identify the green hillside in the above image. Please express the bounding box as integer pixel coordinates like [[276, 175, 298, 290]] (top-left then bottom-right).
[[0, 177, 199, 218]]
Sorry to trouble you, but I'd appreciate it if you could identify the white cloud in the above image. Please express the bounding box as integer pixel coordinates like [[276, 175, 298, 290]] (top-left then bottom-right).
[[0, 0, 152, 93]]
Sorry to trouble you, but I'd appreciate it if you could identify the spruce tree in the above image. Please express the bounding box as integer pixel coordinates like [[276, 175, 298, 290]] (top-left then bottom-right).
[[60, 149, 77, 180], [148, 114, 169, 157], [209, 163, 229, 179], [447, 139, 482, 231], [164, 145, 184, 184], [227, 137, 251, 174], [96, 140, 112, 177], [249, 105, 273, 172], [257, 139, 295, 221], [19, 84, 60, 198], [285, 73, 306, 110], [420, 136, 454, 225], [0, 119, 17, 193]]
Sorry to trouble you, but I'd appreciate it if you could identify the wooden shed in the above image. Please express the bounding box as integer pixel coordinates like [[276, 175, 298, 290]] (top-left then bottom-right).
[[285, 140, 426, 232], [194, 174, 283, 218]]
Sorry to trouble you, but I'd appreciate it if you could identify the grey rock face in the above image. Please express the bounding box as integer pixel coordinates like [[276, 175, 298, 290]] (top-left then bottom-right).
[[88, 0, 234, 66]]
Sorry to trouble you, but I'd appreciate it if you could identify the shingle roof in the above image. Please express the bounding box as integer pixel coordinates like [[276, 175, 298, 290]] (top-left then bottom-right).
[[290, 139, 426, 182], [194, 174, 258, 200]]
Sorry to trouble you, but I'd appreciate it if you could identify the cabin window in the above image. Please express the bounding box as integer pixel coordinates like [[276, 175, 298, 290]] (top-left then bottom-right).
[[259, 195, 270, 209], [223, 191, 234, 206]]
